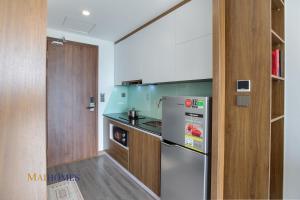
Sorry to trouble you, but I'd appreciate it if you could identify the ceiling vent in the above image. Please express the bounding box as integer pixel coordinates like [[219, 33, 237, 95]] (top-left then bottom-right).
[[62, 17, 96, 34]]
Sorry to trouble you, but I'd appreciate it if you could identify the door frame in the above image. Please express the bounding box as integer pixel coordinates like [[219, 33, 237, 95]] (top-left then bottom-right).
[[46, 37, 99, 167]]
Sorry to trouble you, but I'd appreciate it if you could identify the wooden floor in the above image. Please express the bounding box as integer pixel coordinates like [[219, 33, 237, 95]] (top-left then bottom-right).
[[47, 154, 155, 200]]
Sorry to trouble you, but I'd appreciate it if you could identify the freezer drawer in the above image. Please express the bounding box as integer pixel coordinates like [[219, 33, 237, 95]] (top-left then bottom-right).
[[161, 142, 209, 200]]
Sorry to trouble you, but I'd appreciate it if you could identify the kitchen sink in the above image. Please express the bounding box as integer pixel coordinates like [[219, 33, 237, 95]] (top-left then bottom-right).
[[143, 120, 162, 128]]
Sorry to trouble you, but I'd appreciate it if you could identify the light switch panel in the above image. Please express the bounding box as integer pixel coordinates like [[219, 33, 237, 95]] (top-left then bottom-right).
[[100, 93, 105, 102], [237, 95, 250, 107]]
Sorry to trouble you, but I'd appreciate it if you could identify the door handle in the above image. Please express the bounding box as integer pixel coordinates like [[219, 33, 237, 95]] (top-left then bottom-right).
[[162, 141, 178, 147], [86, 97, 96, 111]]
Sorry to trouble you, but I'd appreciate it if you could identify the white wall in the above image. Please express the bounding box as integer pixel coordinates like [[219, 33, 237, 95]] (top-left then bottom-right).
[[284, 1, 300, 199], [47, 28, 115, 151]]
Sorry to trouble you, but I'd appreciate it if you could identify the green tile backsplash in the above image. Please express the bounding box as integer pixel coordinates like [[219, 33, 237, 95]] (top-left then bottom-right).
[[103, 86, 128, 114], [104, 81, 212, 119]]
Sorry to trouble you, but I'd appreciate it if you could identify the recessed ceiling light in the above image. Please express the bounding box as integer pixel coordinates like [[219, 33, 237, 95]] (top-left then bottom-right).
[[82, 10, 90, 16]]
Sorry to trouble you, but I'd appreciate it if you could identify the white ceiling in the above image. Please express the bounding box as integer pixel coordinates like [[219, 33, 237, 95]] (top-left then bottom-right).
[[48, 0, 183, 42]]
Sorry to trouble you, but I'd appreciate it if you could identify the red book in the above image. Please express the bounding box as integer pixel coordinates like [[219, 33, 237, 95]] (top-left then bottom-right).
[[272, 50, 277, 75], [272, 49, 280, 76]]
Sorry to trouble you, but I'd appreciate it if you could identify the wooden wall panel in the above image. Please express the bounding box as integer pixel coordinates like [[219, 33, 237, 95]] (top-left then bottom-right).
[[224, 0, 271, 199], [211, 0, 226, 198], [0, 0, 47, 199]]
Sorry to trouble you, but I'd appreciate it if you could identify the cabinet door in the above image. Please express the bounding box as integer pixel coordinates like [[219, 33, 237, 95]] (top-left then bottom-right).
[[175, 35, 212, 81], [107, 139, 129, 170], [115, 34, 142, 85], [141, 133, 161, 196], [175, 0, 212, 44], [174, 0, 213, 81], [129, 129, 161, 196], [115, 40, 130, 85], [142, 12, 176, 84], [129, 130, 143, 180]]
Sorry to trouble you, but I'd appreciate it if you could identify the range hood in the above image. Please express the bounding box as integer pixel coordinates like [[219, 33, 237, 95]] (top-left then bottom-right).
[[122, 79, 142, 86]]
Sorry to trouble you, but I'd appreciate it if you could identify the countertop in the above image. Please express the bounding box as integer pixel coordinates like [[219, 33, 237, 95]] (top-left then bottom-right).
[[103, 113, 161, 136]]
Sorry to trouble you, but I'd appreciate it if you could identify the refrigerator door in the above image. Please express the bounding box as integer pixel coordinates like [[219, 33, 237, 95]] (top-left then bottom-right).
[[162, 96, 210, 153], [161, 142, 208, 200]]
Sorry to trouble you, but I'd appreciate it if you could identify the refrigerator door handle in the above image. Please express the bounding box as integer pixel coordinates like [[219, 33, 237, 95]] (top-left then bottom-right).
[[161, 141, 183, 149], [161, 141, 174, 147], [162, 141, 190, 150], [162, 141, 207, 156]]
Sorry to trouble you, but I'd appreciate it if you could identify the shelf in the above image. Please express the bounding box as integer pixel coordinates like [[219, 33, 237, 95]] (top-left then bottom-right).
[[270, 117, 284, 199], [272, 1, 285, 39], [272, 30, 285, 45], [271, 115, 285, 123], [272, 0, 284, 11], [270, 0, 284, 199], [272, 80, 284, 119], [272, 75, 285, 81]]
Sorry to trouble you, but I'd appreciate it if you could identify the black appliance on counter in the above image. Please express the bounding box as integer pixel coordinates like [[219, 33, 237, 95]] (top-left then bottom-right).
[[112, 126, 128, 147], [119, 112, 146, 126]]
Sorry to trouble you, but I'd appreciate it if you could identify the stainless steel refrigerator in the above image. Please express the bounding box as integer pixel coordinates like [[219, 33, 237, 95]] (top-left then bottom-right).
[[161, 96, 211, 200]]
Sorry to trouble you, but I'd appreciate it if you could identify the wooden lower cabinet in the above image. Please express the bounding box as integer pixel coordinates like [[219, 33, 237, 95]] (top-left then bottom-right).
[[141, 133, 161, 196], [106, 120, 131, 170], [104, 118, 161, 196], [129, 130, 143, 180], [129, 129, 161, 196], [106, 139, 129, 170]]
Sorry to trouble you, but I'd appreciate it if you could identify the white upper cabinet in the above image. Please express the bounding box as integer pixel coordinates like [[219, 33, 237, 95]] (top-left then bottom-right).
[[175, 0, 212, 44], [174, 35, 212, 81], [142, 12, 176, 84], [174, 0, 212, 81], [114, 0, 212, 85], [115, 32, 143, 85]]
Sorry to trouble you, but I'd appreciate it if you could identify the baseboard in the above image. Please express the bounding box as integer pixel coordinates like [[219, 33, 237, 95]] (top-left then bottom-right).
[[103, 152, 160, 200], [47, 152, 104, 168], [97, 151, 105, 156]]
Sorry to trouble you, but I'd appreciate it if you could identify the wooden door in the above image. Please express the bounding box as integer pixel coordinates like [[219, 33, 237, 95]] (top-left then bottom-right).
[[47, 38, 98, 167]]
